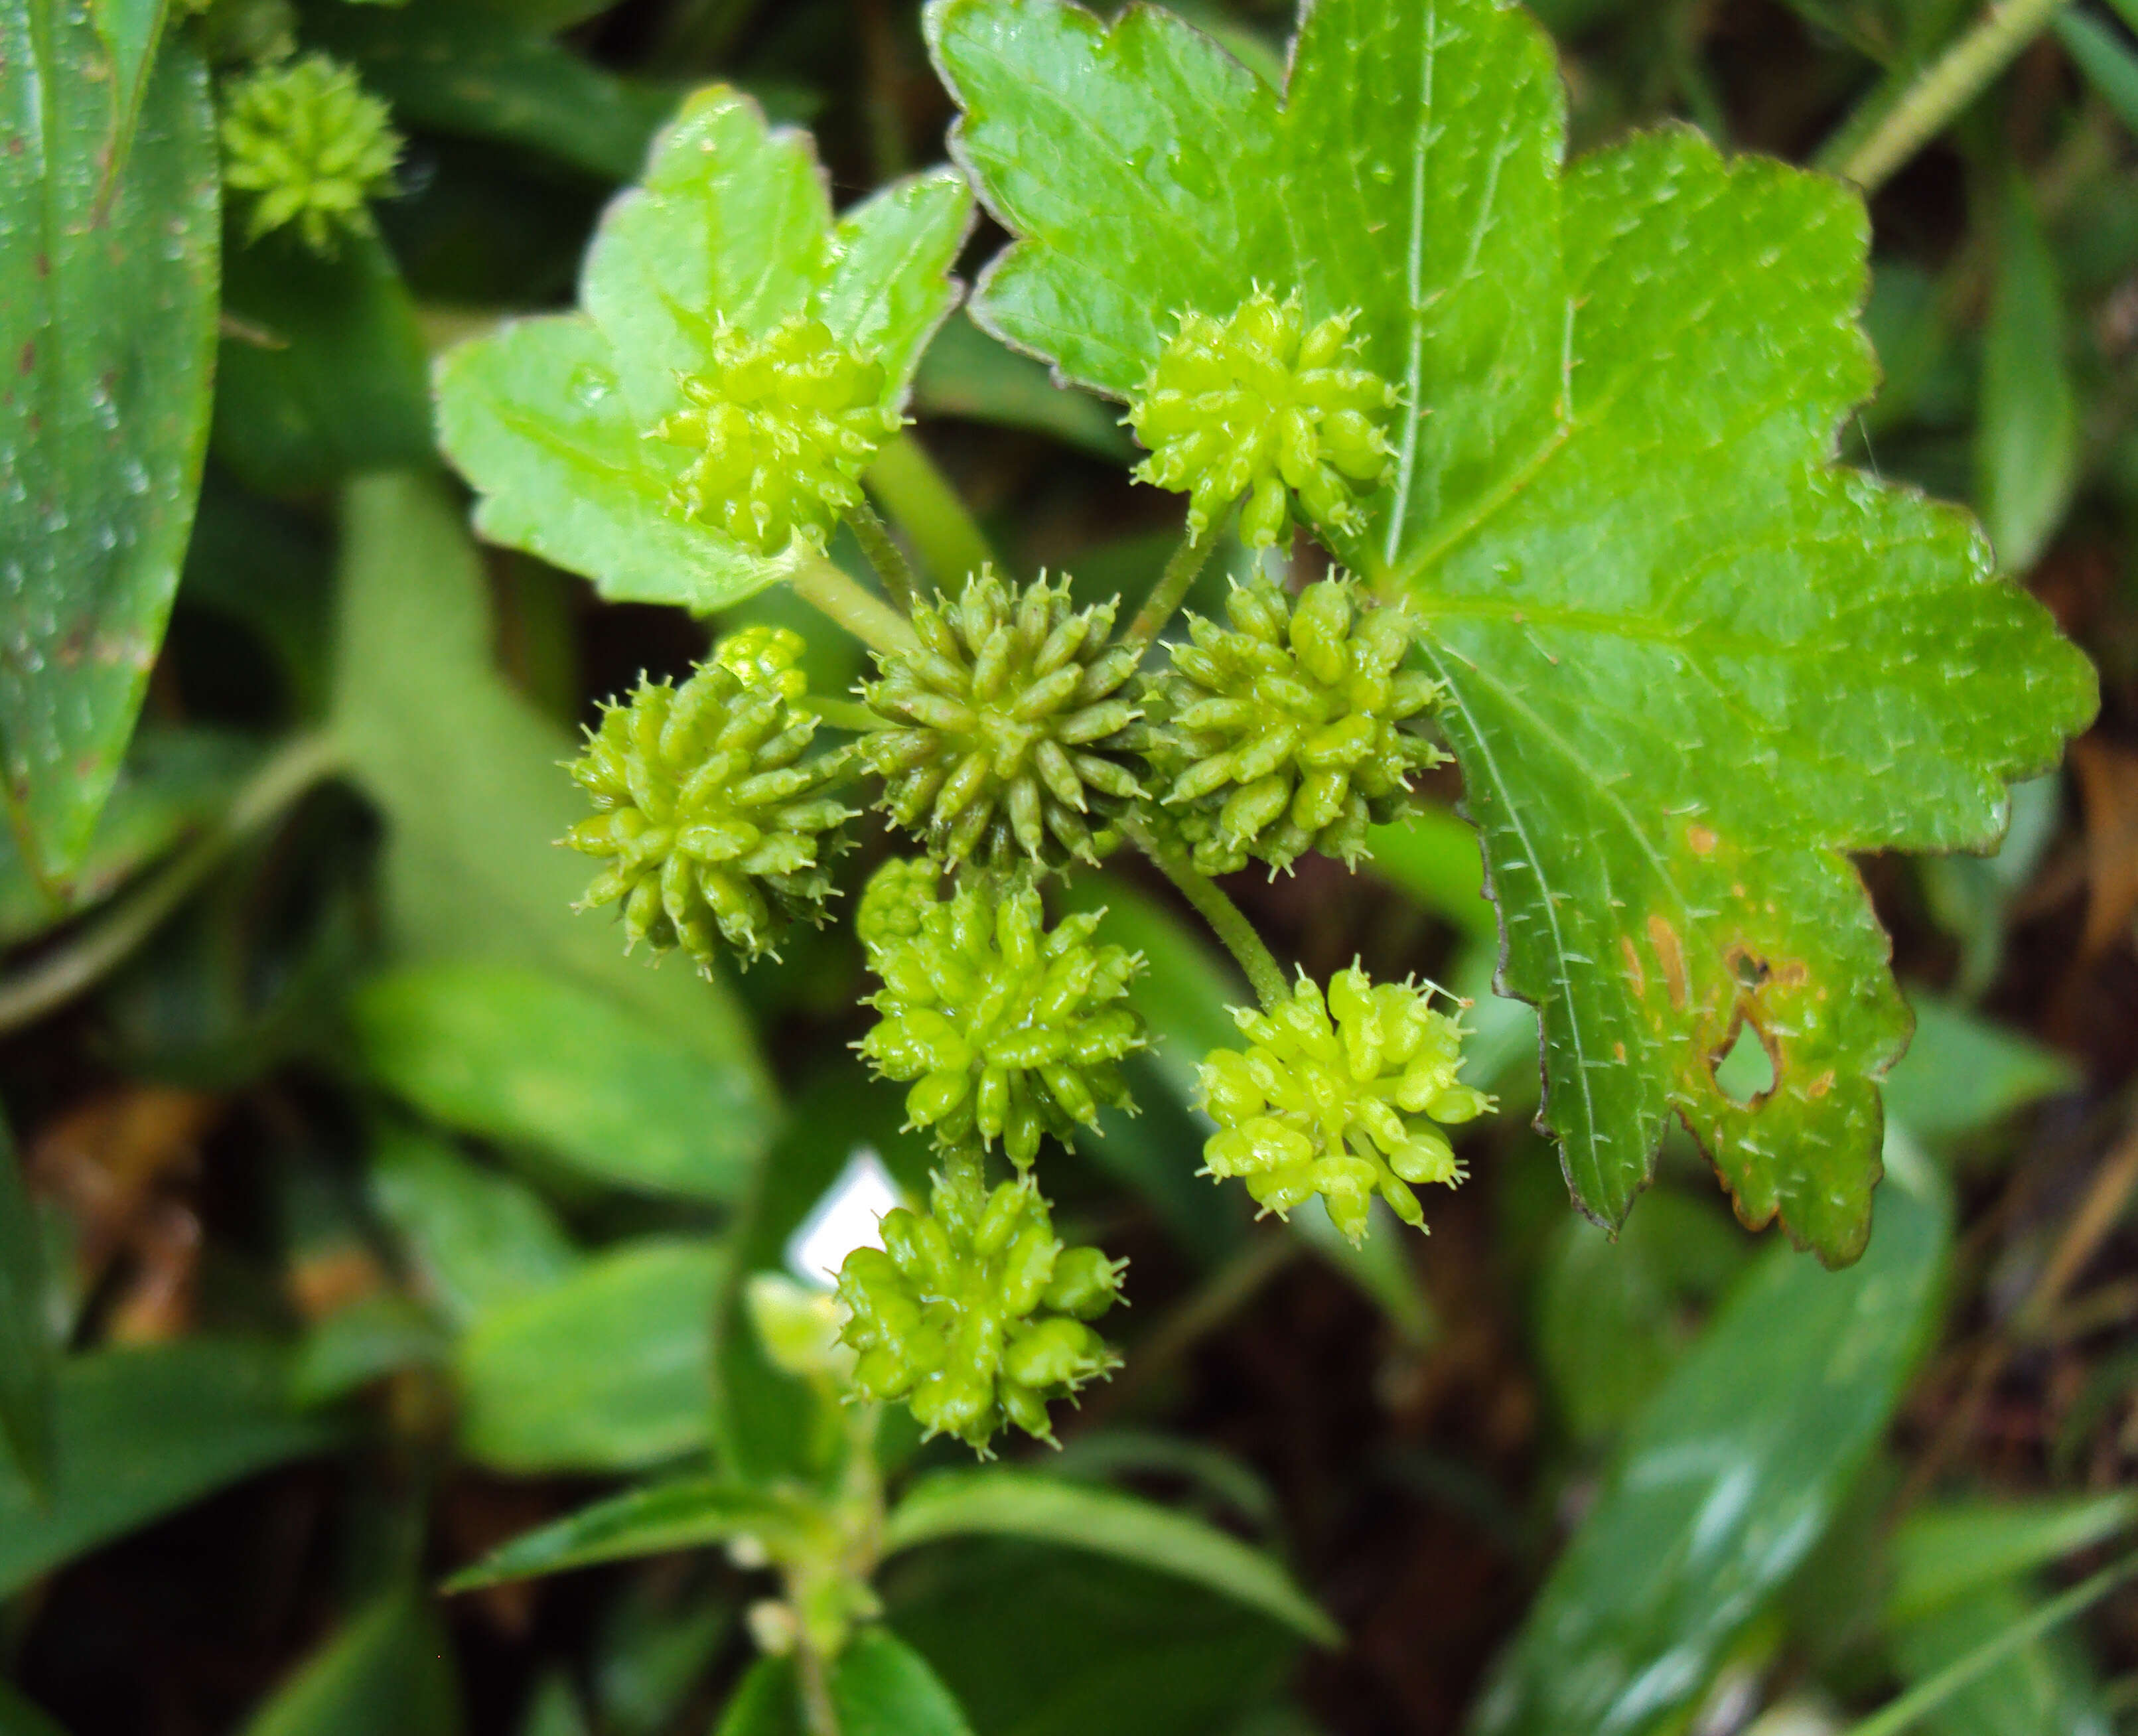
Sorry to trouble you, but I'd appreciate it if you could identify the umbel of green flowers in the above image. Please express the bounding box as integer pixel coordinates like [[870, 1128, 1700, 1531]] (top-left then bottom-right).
[[837, 1155, 1124, 1451], [565, 627, 852, 968], [218, 53, 401, 253], [861, 569, 1143, 871], [857, 864, 1144, 1167], [1145, 575, 1445, 875], [1198, 968, 1490, 1244], [652, 314, 902, 556], [1127, 287, 1398, 549]]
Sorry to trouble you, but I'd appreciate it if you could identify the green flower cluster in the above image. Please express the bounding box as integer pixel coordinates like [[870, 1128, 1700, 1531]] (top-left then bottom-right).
[[566, 627, 852, 968], [837, 1159, 1123, 1451], [1198, 968, 1490, 1244], [861, 570, 1143, 871], [858, 865, 1143, 1167], [1127, 288, 1397, 549], [218, 54, 401, 253], [1145, 575, 1444, 875], [653, 315, 902, 555]]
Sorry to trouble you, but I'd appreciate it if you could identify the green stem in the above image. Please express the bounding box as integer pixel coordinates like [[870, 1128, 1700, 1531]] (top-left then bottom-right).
[[1820, 0, 2073, 192], [1122, 512, 1222, 654], [795, 1642, 841, 1736], [1123, 814, 1289, 1012], [1842, 1549, 2138, 1736], [865, 433, 998, 588], [845, 497, 918, 613], [0, 731, 347, 1036], [809, 695, 883, 735], [792, 558, 919, 659]]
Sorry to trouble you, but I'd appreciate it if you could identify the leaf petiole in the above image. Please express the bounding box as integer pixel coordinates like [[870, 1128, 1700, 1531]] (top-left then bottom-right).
[[865, 431, 999, 587], [1122, 509, 1224, 654], [1123, 813, 1289, 1013]]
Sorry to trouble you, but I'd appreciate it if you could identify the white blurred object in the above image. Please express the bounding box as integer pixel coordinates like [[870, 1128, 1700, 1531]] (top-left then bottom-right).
[[783, 1146, 904, 1289]]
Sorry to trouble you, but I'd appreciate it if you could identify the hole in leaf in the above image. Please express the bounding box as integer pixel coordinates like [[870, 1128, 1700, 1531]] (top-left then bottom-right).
[[1713, 1020, 1776, 1106]]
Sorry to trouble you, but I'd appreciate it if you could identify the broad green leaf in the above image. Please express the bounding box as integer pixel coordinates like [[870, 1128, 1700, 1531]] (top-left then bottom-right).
[[0, 1108, 52, 1489], [437, 87, 970, 611], [0, 1340, 333, 1597], [882, 1469, 1340, 1646], [714, 1632, 975, 1736], [1881, 995, 2077, 1145], [87, 0, 168, 186], [455, 1238, 723, 1474], [214, 230, 432, 494], [445, 1478, 810, 1590], [1976, 177, 2076, 571], [368, 1122, 581, 1330], [307, 1, 679, 183], [1889, 1581, 2111, 1736], [0, 727, 255, 946], [1889, 1492, 2138, 1624], [242, 1590, 462, 1736], [330, 473, 773, 1115], [883, 1540, 1297, 1736], [354, 962, 760, 1203], [929, 0, 2095, 1262], [911, 312, 1132, 459], [0, 4, 218, 885], [1468, 1134, 1950, 1735]]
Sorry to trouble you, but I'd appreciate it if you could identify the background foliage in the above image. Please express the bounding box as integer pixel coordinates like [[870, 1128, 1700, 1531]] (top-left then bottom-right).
[[1, 0, 2136, 1732]]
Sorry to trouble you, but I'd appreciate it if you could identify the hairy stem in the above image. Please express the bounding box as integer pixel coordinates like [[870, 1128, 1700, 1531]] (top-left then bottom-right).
[[1124, 814, 1289, 1012], [0, 731, 347, 1036], [793, 557, 920, 658], [846, 497, 918, 613], [1122, 512, 1222, 654], [865, 433, 998, 589], [1821, 0, 2072, 192]]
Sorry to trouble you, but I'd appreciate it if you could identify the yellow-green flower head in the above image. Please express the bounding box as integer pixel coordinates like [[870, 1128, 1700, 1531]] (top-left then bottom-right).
[[1147, 574, 1444, 876], [1127, 288, 1398, 549], [861, 569, 1143, 871], [836, 1160, 1123, 1451], [853, 855, 943, 955], [651, 315, 901, 557], [858, 866, 1144, 1167], [567, 626, 853, 968], [218, 54, 401, 253], [1197, 968, 1492, 1245]]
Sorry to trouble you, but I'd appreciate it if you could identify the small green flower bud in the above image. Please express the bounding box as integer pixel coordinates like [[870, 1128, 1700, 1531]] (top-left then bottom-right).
[[567, 626, 853, 968], [651, 314, 902, 556], [835, 1160, 1124, 1451], [218, 53, 401, 254], [1195, 968, 1491, 1244], [1144, 574, 1445, 876], [1127, 288, 1398, 549], [857, 864, 1145, 1167], [860, 569, 1143, 872]]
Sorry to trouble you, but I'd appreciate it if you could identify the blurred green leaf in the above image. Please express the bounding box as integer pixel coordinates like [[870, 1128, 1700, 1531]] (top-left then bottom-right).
[[885, 1540, 1297, 1736], [0, 727, 257, 947], [715, 1630, 972, 1736], [1367, 808, 1497, 946], [0, 4, 219, 885], [0, 1680, 71, 1736], [1977, 177, 2077, 571], [456, 1238, 724, 1474], [214, 230, 432, 495], [1890, 1492, 2138, 1623], [445, 1477, 807, 1590], [0, 1339, 333, 1598], [883, 1470, 1340, 1646], [242, 1590, 462, 1736], [589, 1573, 735, 1736], [368, 1122, 581, 1330], [289, 1295, 447, 1408], [1882, 995, 2077, 1145], [2056, 11, 2138, 137], [86, 0, 168, 186], [0, 1109, 52, 1490], [519, 1677, 591, 1736], [1469, 1135, 1951, 1735], [1536, 1187, 1750, 1443], [354, 962, 761, 1203], [308, 2, 679, 183], [330, 473, 773, 1118], [1889, 1581, 2112, 1736], [911, 313, 1132, 459]]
